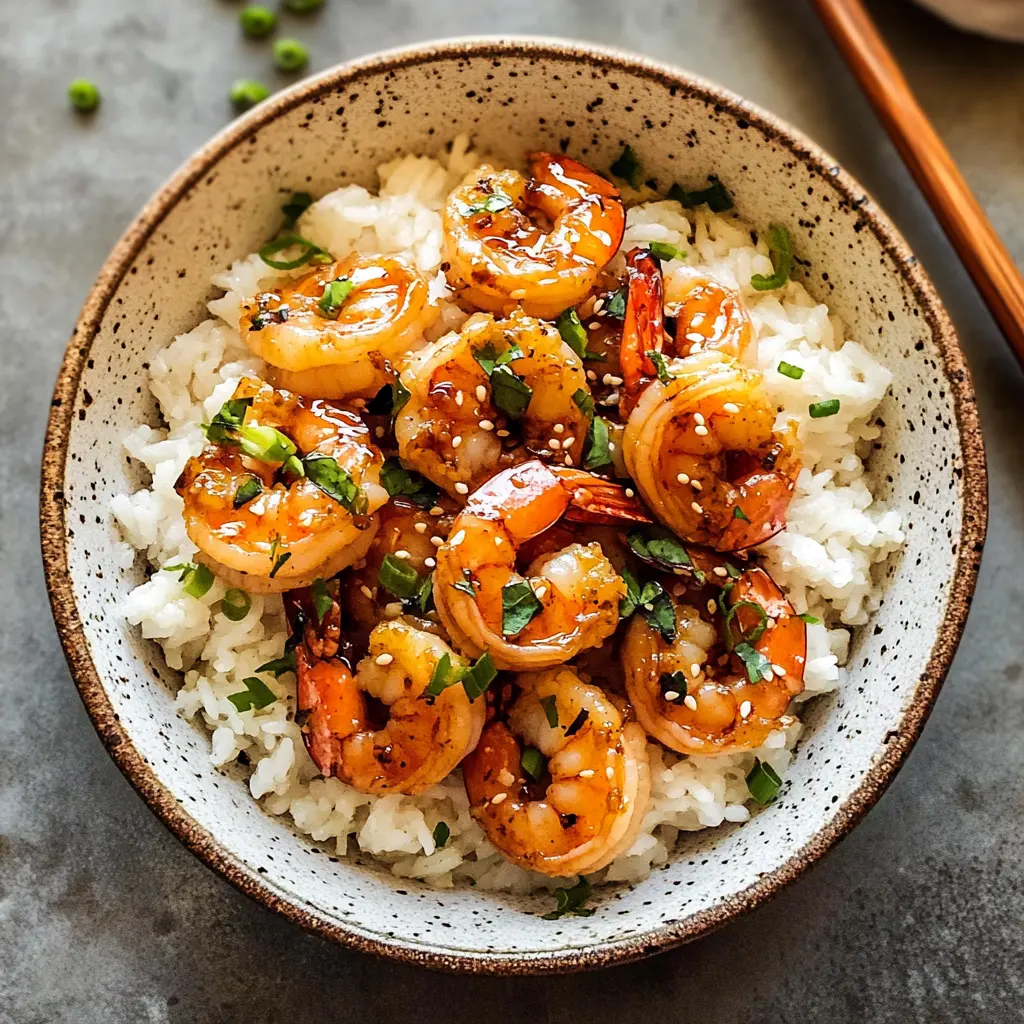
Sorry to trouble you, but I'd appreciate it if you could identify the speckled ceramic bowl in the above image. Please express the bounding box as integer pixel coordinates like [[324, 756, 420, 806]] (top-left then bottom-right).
[[41, 38, 986, 973]]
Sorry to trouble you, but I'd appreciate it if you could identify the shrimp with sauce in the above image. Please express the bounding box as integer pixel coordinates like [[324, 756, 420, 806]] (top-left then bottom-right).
[[176, 377, 387, 593], [240, 254, 438, 399], [394, 310, 592, 498], [432, 461, 650, 672], [287, 583, 485, 794], [619, 248, 800, 551], [462, 667, 650, 876], [621, 564, 806, 754], [444, 153, 625, 319]]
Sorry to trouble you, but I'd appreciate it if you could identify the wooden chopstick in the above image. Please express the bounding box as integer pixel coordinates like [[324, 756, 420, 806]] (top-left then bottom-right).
[[810, 0, 1024, 368]]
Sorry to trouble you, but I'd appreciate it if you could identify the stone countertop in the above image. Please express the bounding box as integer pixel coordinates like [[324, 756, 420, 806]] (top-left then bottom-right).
[[1, 1, 1021, 1020]]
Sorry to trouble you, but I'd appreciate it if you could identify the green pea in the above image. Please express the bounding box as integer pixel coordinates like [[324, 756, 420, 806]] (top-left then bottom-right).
[[284, 0, 325, 10], [68, 79, 100, 113], [240, 4, 277, 37], [230, 79, 271, 110], [273, 38, 309, 72]]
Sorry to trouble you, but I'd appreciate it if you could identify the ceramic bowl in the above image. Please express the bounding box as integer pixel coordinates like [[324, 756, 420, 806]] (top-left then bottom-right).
[[41, 38, 987, 973]]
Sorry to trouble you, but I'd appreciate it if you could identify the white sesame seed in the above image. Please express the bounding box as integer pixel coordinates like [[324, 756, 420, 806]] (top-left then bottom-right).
[[394, 549, 410, 559], [490, 791, 508, 805], [564, 454, 573, 465], [589, 321, 601, 330], [740, 700, 752, 718], [606, 766, 614, 779], [561, 436, 575, 448], [685, 332, 703, 343], [455, 390, 464, 407], [510, 288, 527, 300], [549, 438, 561, 450], [625, 488, 635, 498], [772, 664, 787, 676], [578, 769, 595, 778], [691, 501, 704, 514], [712, 566, 728, 577], [606, 375, 623, 386], [496, 429, 510, 438], [494, 537, 503, 546], [690, 663, 701, 678], [360, 585, 373, 600], [762, 666, 775, 680], [452, 435, 463, 448], [676, 472, 689, 484], [691, 312, 706, 326], [374, 425, 385, 438], [691, 479, 703, 492], [429, 505, 443, 516], [553, 423, 565, 434], [375, 652, 394, 666], [424, 557, 436, 568], [586, 370, 598, 382], [479, 419, 494, 431], [706, 599, 717, 615], [694, 424, 709, 436], [663, 690, 680, 701], [593, 299, 605, 314], [602, 373, 615, 386], [723, 402, 740, 414], [475, 385, 488, 403], [384, 602, 403, 618], [694, 412, 706, 426], [608, 441, 616, 451], [601, 392, 620, 405], [684, 695, 699, 711], [498, 769, 515, 786], [454, 482, 469, 495], [430, 535, 444, 547], [535, 586, 547, 599], [414, 522, 427, 534], [450, 529, 466, 547]]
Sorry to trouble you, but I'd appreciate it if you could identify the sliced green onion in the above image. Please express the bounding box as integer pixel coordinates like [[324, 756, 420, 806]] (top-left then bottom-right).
[[256, 652, 297, 677], [521, 746, 546, 781], [501, 580, 542, 637], [238, 424, 297, 463], [424, 652, 459, 700], [541, 877, 595, 920], [163, 562, 215, 599], [284, 0, 324, 9], [451, 579, 477, 598], [379, 554, 421, 599], [303, 454, 368, 513], [798, 612, 822, 625], [457, 192, 513, 217], [609, 145, 642, 189], [283, 454, 305, 479], [750, 224, 794, 291], [571, 388, 594, 421], [228, 676, 278, 713], [777, 361, 805, 380], [539, 693, 559, 729], [258, 234, 332, 271], [281, 192, 313, 227], [647, 241, 686, 263], [808, 399, 841, 419], [722, 599, 768, 652], [317, 277, 354, 319], [233, 477, 263, 509], [270, 552, 291, 578], [746, 758, 782, 804], [222, 588, 252, 622], [432, 822, 450, 848], [555, 308, 588, 360]]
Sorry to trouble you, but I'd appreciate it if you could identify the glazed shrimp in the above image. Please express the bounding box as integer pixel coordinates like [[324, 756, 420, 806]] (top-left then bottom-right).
[[619, 251, 800, 551], [462, 668, 650, 876], [394, 310, 592, 497], [443, 153, 625, 319], [287, 584, 485, 794], [621, 565, 806, 754], [240, 254, 438, 399], [176, 378, 387, 593], [432, 461, 649, 671]]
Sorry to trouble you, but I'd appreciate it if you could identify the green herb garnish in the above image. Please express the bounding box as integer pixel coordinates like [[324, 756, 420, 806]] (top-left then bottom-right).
[[451, 579, 477, 598], [609, 145, 642, 189], [798, 612, 822, 625], [407, 572, 434, 615], [303, 454, 368, 514], [521, 746, 546, 782], [638, 585, 677, 643], [460, 653, 497, 700], [317, 277, 355, 319], [646, 350, 675, 385], [501, 580, 543, 637], [647, 241, 687, 263], [584, 414, 613, 470], [604, 287, 627, 320], [432, 822, 450, 848], [284, 0, 324, 9], [746, 758, 782, 804], [392, 376, 412, 416], [626, 527, 702, 582], [808, 399, 840, 419], [750, 224, 794, 291], [659, 671, 689, 703], [256, 652, 297, 677], [258, 234, 332, 271], [668, 177, 734, 213], [205, 397, 297, 465], [222, 588, 252, 622], [540, 693, 559, 729], [722, 600, 768, 652], [542, 877, 595, 920], [163, 562, 215, 599], [618, 565, 641, 619], [281, 192, 313, 227], [457, 192, 514, 217], [227, 676, 278, 713], [556, 308, 589, 360], [378, 554, 421, 599], [379, 457, 440, 508], [777, 361, 805, 380], [734, 641, 772, 684], [233, 477, 263, 509], [310, 578, 332, 624], [733, 506, 750, 522]]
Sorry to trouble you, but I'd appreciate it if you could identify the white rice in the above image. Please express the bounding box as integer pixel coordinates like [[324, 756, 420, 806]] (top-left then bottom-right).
[[111, 138, 903, 890]]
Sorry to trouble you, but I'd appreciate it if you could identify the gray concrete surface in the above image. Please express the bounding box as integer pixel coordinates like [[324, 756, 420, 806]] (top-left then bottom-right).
[[1, 0, 1022, 1020]]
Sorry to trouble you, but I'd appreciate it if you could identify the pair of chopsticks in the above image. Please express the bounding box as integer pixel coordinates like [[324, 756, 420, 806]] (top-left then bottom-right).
[[811, 0, 1024, 368]]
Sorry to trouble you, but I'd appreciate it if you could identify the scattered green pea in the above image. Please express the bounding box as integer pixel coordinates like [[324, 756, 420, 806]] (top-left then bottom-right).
[[240, 4, 277, 37], [68, 79, 100, 113], [230, 79, 271, 110], [284, 0, 325, 10], [273, 38, 309, 72]]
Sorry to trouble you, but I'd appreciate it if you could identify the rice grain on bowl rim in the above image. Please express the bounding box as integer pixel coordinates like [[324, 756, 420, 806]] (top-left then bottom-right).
[[107, 134, 905, 893]]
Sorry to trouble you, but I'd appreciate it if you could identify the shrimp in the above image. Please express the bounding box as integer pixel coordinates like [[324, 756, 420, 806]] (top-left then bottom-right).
[[443, 153, 625, 319], [287, 583, 485, 794], [176, 378, 387, 593], [619, 250, 800, 551], [462, 667, 650, 876], [621, 564, 806, 754], [240, 254, 438, 399], [432, 461, 650, 671], [394, 310, 592, 497]]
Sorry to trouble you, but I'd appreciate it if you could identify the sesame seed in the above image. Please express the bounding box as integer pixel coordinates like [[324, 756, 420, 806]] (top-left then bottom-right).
[[740, 700, 752, 718], [684, 695, 698, 711], [450, 529, 466, 547], [691, 479, 702, 491], [586, 370, 598, 382], [494, 537, 503, 546], [429, 505, 443, 516], [762, 666, 775, 680], [549, 438, 561, 450], [496, 429, 510, 438], [375, 652, 394, 666], [452, 435, 463, 448], [455, 390, 464, 407], [673, 567, 686, 576], [562, 436, 575, 448], [691, 501, 704, 514], [690, 663, 701, 678], [676, 472, 689, 484], [672, 584, 685, 597], [772, 664, 787, 676], [691, 312, 706, 326], [723, 402, 740, 414], [384, 602, 403, 618], [374, 425, 385, 438], [625, 488, 635, 498], [606, 766, 614, 779], [394, 549, 411, 559], [424, 557, 436, 568], [510, 288, 527, 300], [593, 299, 605, 314], [535, 586, 547, 599], [578, 769, 595, 778], [360, 585, 373, 599], [491, 791, 508, 805], [479, 419, 494, 431], [663, 690, 680, 701], [498, 769, 515, 786], [712, 566, 728, 577], [706, 599, 717, 614], [601, 391, 620, 405], [454, 482, 469, 495], [553, 423, 565, 434], [475, 385, 488, 403], [564, 454, 573, 465], [694, 424, 709, 436], [685, 332, 703, 343], [604, 374, 623, 386], [414, 522, 427, 534], [694, 412, 705, 426], [589, 321, 601, 330], [430, 535, 444, 547], [608, 441, 616, 451]]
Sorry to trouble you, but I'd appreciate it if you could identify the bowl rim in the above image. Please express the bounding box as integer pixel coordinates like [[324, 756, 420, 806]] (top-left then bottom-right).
[[40, 35, 988, 974]]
